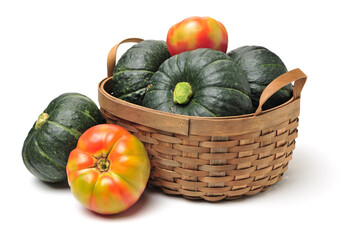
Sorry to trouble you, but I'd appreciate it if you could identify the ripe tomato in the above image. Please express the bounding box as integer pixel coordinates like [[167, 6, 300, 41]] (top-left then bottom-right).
[[166, 16, 228, 56], [66, 124, 150, 215]]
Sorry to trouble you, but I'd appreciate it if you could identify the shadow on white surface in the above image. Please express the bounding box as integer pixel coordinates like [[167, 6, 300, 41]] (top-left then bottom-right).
[[33, 178, 70, 191]]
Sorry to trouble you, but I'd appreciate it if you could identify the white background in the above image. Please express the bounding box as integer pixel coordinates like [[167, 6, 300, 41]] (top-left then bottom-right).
[[1, 0, 341, 239]]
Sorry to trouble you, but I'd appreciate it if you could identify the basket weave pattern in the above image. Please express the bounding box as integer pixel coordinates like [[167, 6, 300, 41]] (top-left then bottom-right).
[[100, 38, 307, 201], [101, 109, 298, 201]]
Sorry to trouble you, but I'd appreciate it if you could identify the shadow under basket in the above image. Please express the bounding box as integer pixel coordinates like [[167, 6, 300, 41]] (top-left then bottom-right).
[[98, 38, 307, 202]]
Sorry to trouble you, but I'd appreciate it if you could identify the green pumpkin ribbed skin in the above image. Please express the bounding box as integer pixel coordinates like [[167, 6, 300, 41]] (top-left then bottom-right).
[[112, 40, 171, 105], [22, 93, 104, 183], [228, 46, 292, 110], [142, 48, 253, 117]]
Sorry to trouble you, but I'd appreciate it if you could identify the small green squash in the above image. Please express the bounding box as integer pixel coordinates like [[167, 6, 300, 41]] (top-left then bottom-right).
[[142, 48, 253, 117], [112, 40, 171, 105], [228, 46, 292, 110], [22, 93, 104, 182]]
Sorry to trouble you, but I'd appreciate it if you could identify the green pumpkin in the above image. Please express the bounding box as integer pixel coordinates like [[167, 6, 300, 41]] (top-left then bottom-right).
[[228, 46, 292, 110], [22, 93, 104, 183], [112, 40, 171, 105], [142, 48, 253, 117]]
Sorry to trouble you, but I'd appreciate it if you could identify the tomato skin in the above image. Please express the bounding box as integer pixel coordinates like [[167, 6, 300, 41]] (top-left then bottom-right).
[[66, 124, 150, 215], [167, 16, 228, 56]]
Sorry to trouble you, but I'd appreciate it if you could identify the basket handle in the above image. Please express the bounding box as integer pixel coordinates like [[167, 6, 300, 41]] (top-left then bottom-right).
[[107, 38, 144, 77], [254, 68, 307, 116]]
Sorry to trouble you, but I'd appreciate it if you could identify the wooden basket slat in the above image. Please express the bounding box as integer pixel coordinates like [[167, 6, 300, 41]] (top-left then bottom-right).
[[173, 155, 209, 165], [198, 175, 235, 183]]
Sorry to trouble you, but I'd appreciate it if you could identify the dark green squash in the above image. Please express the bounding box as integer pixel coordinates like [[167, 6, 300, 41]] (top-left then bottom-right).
[[228, 46, 292, 110], [112, 40, 171, 105], [22, 93, 104, 182], [142, 48, 253, 117]]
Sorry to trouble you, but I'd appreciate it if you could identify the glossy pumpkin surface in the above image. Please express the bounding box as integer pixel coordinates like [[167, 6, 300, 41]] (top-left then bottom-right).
[[22, 93, 104, 182], [66, 124, 150, 215], [228, 46, 292, 110], [142, 48, 253, 117], [112, 40, 170, 105]]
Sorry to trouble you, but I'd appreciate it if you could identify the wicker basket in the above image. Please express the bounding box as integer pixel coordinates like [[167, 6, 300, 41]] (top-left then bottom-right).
[[98, 38, 307, 201]]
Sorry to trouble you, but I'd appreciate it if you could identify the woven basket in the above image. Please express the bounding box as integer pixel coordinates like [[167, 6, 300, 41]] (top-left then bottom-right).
[[98, 38, 307, 201]]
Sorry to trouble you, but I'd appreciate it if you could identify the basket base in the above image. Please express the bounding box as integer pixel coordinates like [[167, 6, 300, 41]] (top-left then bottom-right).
[[147, 173, 284, 202]]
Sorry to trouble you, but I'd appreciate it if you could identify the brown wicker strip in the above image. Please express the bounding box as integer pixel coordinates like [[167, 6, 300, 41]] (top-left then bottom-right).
[[227, 155, 259, 164], [174, 167, 209, 177], [173, 155, 209, 165], [151, 133, 183, 144], [198, 175, 235, 183], [133, 133, 159, 145], [199, 152, 238, 160], [199, 140, 239, 148], [152, 155, 181, 167], [175, 179, 208, 187], [173, 144, 210, 153], [198, 164, 237, 172]]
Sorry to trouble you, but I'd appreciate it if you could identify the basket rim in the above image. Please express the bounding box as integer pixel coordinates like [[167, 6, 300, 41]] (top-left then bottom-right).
[[99, 76, 294, 120], [98, 77, 302, 136]]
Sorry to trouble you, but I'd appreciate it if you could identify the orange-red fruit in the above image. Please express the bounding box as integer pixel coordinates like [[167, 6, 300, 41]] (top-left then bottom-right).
[[166, 16, 228, 56], [66, 124, 150, 215]]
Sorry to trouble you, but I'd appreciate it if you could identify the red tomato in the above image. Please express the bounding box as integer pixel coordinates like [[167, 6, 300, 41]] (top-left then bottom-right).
[[167, 16, 228, 56], [66, 124, 150, 215]]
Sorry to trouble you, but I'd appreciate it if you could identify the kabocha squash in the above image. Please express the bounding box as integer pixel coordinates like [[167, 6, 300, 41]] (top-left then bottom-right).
[[228, 46, 292, 110], [142, 48, 253, 117], [112, 40, 171, 105], [22, 93, 104, 183]]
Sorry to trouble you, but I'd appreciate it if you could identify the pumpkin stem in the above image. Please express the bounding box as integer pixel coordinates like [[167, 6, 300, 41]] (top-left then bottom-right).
[[35, 113, 49, 130], [173, 82, 193, 105]]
